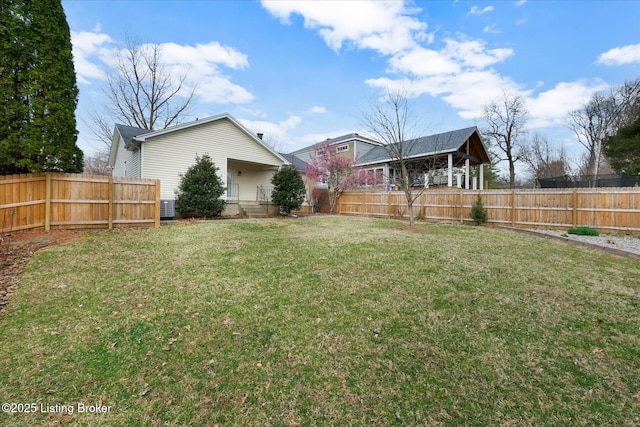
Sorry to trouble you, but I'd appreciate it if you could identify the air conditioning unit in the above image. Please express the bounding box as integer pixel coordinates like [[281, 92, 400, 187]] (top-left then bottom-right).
[[160, 199, 175, 219]]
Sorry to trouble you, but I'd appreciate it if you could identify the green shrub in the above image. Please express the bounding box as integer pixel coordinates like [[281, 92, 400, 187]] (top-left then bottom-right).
[[271, 165, 306, 214], [175, 154, 226, 218], [470, 194, 488, 225], [567, 226, 600, 236]]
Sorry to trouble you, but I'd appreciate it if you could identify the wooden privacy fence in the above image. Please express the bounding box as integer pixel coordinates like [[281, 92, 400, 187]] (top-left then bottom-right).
[[335, 188, 640, 232], [0, 173, 160, 232]]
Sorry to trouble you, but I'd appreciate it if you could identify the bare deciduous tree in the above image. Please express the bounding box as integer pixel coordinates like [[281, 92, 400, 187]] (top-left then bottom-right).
[[87, 36, 195, 148], [83, 149, 111, 176], [361, 90, 440, 226], [482, 91, 528, 189], [568, 78, 640, 179], [568, 93, 614, 179], [521, 133, 571, 185]]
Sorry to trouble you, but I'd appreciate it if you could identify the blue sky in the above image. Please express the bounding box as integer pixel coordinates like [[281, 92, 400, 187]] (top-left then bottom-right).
[[63, 0, 640, 165]]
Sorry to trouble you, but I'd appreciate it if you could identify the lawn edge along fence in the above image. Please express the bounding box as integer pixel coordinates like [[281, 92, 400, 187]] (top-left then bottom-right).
[[335, 188, 640, 233], [0, 173, 160, 232]]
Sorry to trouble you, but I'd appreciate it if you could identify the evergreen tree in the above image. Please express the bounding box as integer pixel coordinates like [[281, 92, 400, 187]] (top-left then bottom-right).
[[271, 166, 306, 215], [0, 0, 83, 175], [603, 116, 640, 178], [470, 194, 488, 225], [175, 154, 226, 218]]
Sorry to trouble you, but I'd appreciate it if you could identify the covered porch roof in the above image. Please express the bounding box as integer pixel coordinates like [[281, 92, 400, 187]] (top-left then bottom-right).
[[354, 127, 490, 168]]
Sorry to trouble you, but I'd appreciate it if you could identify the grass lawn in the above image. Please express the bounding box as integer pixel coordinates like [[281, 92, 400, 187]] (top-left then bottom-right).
[[0, 216, 638, 426]]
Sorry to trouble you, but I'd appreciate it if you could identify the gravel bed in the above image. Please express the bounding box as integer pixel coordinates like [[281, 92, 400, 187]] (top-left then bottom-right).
[[526, 229, 640, 257]]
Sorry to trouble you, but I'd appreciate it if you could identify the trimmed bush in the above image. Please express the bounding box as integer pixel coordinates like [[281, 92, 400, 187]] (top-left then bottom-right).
[[271, 165, 306, 215], [567, 226, 600, 236], [175, 154, 226, 218]]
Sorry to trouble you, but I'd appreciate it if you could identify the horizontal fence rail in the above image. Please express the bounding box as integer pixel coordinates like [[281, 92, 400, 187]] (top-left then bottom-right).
[[0, 173, 160, 232], [335, 188, 640, 233]]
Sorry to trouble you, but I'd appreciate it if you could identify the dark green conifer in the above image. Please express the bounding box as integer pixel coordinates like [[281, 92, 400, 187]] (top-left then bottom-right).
[[0, 0, 83, 174], [271, 165, 306, 215]]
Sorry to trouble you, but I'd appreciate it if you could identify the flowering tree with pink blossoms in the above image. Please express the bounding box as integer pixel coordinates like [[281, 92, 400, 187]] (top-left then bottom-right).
[[305, 141, 355, 213]]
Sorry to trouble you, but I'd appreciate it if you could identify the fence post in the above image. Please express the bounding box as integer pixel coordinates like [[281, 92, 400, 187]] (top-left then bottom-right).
[[108, 177, 114, 230], [45, 173, 51, 231], [511, 189, 516, 227], [154, 179, 161, 228], [572, 188, 578, 228]]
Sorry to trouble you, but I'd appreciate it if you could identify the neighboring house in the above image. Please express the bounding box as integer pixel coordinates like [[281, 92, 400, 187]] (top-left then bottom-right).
[[109, 113, 289, 218], [354, 127, 491, 190], [290, 133, 383, 165], [290, 132, 384, 191], [291, 126, 490, 192]]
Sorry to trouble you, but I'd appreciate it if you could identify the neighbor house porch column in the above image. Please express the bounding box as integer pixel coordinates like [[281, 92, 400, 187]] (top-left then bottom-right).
[[479, 163, 484, 190], [447, 153, 453, 187], [465, 158, 470, 189]]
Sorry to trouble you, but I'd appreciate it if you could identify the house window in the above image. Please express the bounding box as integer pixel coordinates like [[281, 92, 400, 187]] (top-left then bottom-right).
[[336, 144, 349, 153], [376, 168, 384, 184]]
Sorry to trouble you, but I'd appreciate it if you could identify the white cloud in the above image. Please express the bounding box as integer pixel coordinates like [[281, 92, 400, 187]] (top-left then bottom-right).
[[367, 31, 517, 121], [240, 108, 268, 119], [443, 38, 513, 69], [526, 80, 609, 128], [238, 116, 359, 151], [261, 0, 524, 127], [191, 75, 254, 104], [70, 29, 254, 104], [71, 30, 115, 83], [595, 43, 640, 66], [469, 5, 494, 16], [154, 42, 253, 104], [515, 0, 527, 6], [388, 47, 460, 76], [159, 41, 249, 71], [366, 69, 525, 121], [281, 115, 303, 130], [378, 36, 516, 119], [307, 106, 327, 114], [483, 25, 500, 34], [263, 0, 599, 137], [239, 115, 304, 148], [442, 71, 525, 119], [261, 0, 426, 55], [388, 37, 512, 77]]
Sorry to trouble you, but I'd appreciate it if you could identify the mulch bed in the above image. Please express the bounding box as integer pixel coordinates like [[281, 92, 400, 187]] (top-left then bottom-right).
[[0, 230, 82, 319]]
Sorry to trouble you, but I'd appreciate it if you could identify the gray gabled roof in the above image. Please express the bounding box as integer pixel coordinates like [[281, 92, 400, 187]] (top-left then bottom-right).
[[323, 132, 383, 146], [112, 113, 290, 165], [114, 124, 153, 149], [355, 126, 484, 166], [291, 132, 383, 155], [279, 153, 308, 172]]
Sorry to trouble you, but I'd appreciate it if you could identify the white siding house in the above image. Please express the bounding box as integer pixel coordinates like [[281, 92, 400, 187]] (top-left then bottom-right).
[[108, 113, 289, 217]]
